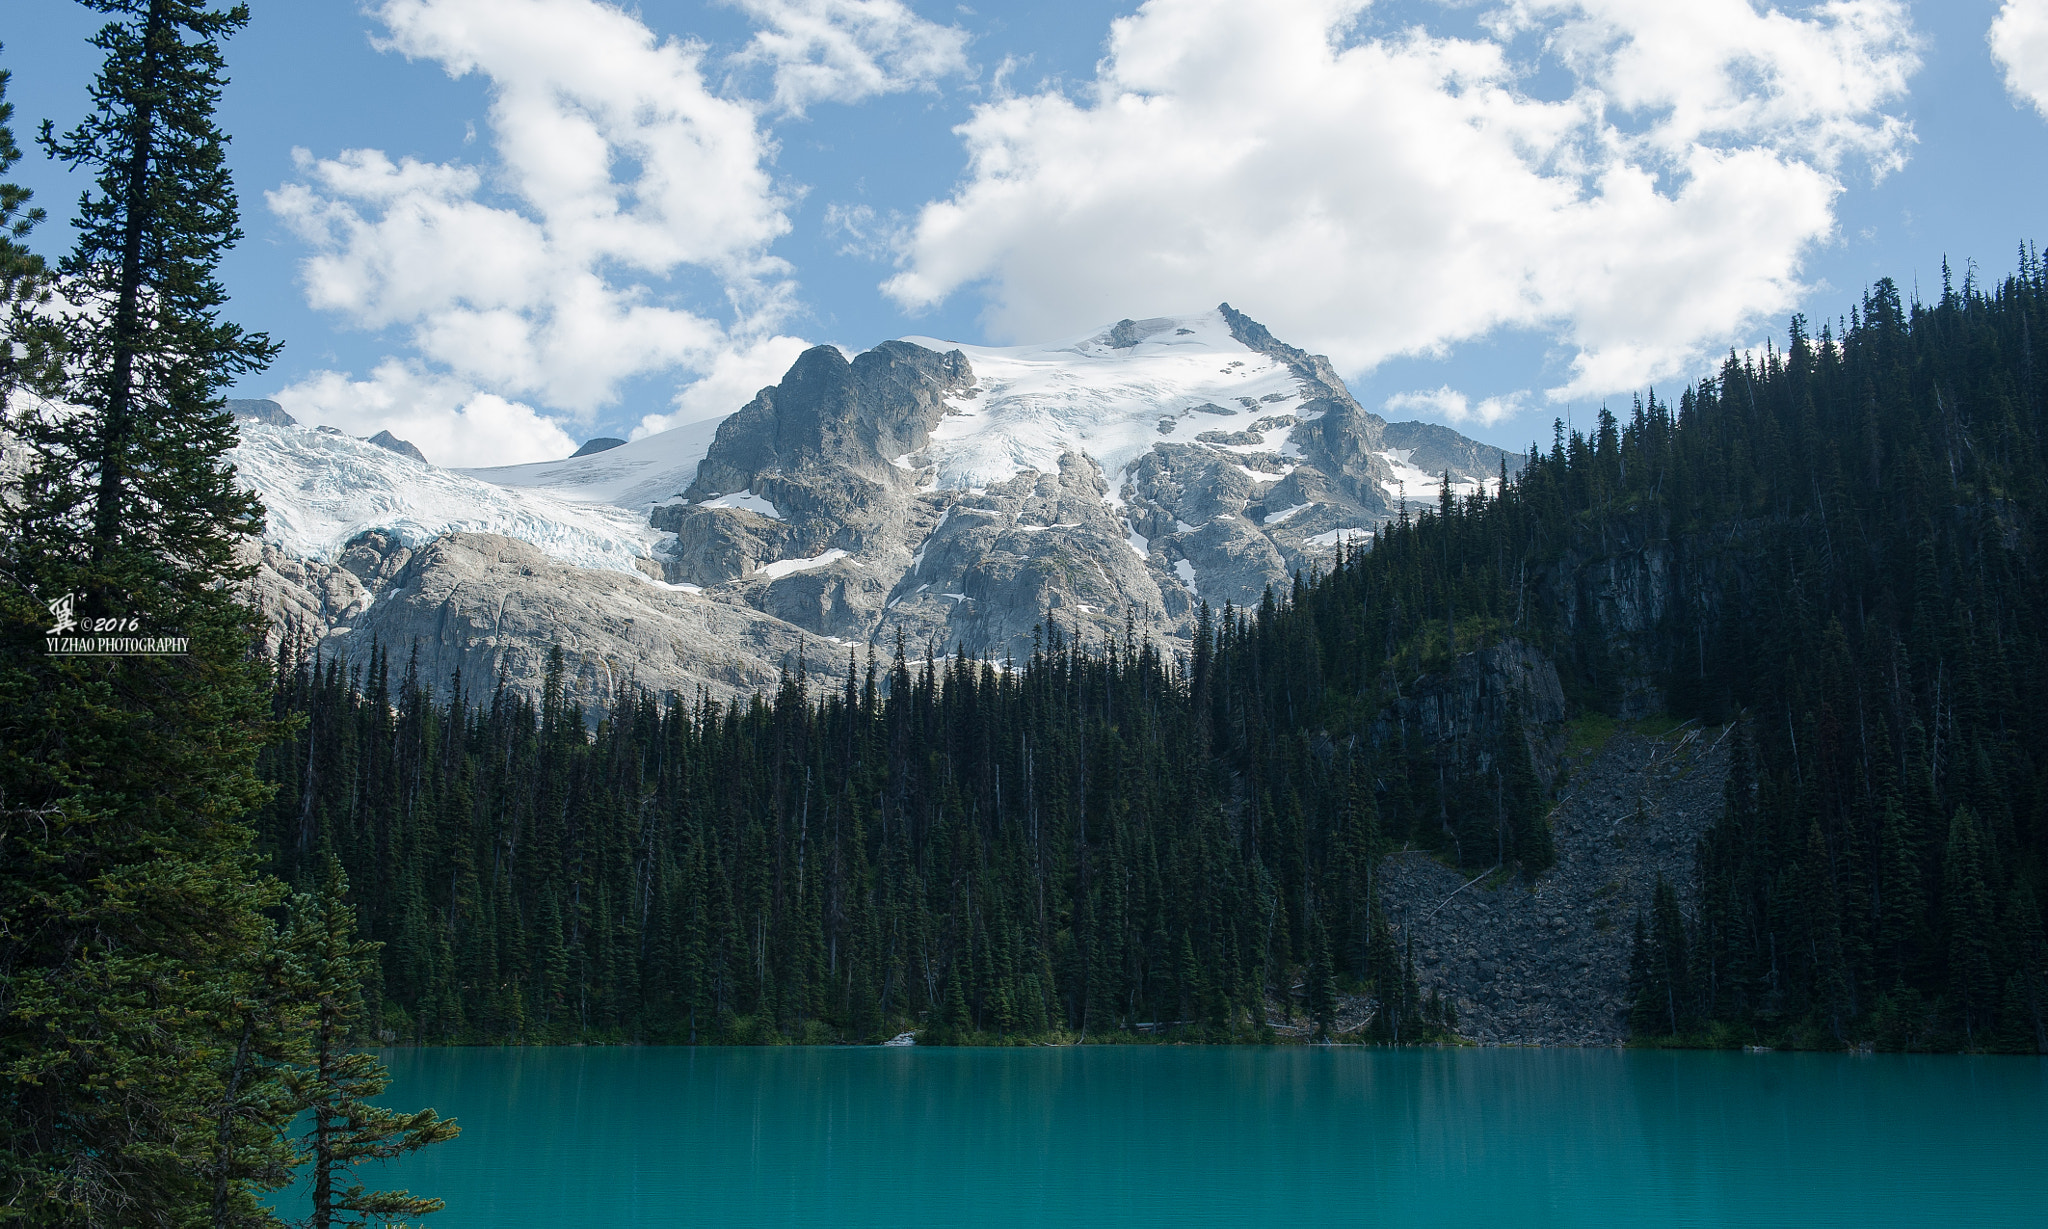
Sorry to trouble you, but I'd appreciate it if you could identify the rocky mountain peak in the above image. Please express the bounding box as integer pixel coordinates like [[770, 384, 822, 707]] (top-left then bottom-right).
[[228, 307, 1520, 713]]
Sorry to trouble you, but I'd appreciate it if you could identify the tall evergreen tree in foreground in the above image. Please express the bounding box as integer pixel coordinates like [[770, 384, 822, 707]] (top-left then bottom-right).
[[1, 5, 454, 1223], [0, 3, 276, 1218]]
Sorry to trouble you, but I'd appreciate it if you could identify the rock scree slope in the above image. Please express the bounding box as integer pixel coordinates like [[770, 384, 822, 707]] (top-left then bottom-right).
[[1380, 720, 1733, 1045]]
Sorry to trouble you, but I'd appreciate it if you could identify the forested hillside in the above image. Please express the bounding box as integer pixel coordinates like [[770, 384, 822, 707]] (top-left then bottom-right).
[[258, 252, 2048, 1052]]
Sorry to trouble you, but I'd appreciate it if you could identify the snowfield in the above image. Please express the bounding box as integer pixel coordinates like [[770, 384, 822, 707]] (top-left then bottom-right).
[[231, 424, 665, 575], [459, 415, 724, 511], [1376, 447, 1489, 510], [903, 310, 1318, 492]]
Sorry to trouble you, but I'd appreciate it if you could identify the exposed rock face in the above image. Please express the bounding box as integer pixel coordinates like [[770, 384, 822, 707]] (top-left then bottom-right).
[[571, 437, 627, 457], [366, 430, 428, 464], [247, 531, 816, 708], [1372, 638, 1569, 754], [1383, 420, 1520, 484], [1555, 543, 1674, 717], [684, 341, 970, 499], [632, 314, 1517, 663], [1380, 722, 1732, 1045], [228, 398, 295, 426]]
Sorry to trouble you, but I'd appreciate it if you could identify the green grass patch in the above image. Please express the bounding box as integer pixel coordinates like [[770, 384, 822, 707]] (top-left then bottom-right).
[[1563, 712, 1620, 758], [1631, 712, 1692, 739], [1384, 615, 1520, 680], [1480, 865, 1519, 891]]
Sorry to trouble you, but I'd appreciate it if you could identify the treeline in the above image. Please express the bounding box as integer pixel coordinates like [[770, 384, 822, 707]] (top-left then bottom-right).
[[260, 252, 2048, 1052]]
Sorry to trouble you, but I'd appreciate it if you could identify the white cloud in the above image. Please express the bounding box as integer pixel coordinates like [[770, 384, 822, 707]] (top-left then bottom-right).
[[631, 334, 814, 438], [1383, 385, 1529, 429], [1991, 0, 2048, 118], [269, 0, 802, 452], [730, 0, 971, 114], [271, 361, 578, 468], [822, 201, 908, 259], [887, 0, 1919, 402], [1503, 0, 1918, 173]]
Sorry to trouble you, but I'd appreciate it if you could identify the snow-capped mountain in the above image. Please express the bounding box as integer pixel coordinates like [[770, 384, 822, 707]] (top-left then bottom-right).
[[235, 306, 1516, 709]]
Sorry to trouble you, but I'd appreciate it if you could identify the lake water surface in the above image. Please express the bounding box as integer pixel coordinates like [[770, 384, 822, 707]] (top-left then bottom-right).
[[310, 1046, 2047, 1227]]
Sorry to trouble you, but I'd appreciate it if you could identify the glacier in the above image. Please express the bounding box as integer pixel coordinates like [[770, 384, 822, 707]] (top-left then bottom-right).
[[231, 423, 666, 577]]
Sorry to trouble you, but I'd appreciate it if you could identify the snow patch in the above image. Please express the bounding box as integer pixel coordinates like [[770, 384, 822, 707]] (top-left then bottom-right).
[[1236, 462, 1295, 483], [1264, 502, 1313, 524], [754, 549, 851, 580], [1173, 558, 1198, 593], [910, 507, 953, 574], [697, 489, 782, 519], [1304, 527, 1368, 552], [1377, 450, 1485, 509], [462, 416, 724, 511]]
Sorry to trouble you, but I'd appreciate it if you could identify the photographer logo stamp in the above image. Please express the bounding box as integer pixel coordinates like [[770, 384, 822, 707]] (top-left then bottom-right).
[[44, 592, 187, 656]]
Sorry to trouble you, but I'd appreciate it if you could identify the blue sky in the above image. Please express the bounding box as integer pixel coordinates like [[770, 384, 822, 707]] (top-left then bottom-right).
[[5, 0, 2046, 465]]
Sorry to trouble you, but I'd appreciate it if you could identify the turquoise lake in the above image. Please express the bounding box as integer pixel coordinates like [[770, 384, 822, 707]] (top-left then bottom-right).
[[297, 1046, 2047, 1227]]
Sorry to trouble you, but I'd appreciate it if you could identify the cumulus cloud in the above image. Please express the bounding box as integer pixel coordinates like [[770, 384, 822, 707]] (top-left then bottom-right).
[[1992, 0, 2048, 117], [272, 361, 578, 468], [630, 334, 815, 439], [730, 0, 971, 114], [269, 0, 804, 462], [887, 0, 1920, 405], [1383, 386, 1529, 429]]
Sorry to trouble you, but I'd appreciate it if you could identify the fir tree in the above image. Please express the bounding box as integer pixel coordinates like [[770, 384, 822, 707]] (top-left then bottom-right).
[[285, 859, 458, 1229], [1631, 877, 1694, 1038], [0, 5, 284, 1222]]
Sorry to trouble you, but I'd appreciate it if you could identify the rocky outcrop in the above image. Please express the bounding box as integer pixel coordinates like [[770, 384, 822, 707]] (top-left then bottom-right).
[[571, 437, 627, 457], [878, 452, 1170, 656], [367, 430, 427, 464], [1373, 639, 1568, 755], [228, 398, 295, 426], [684, 341, 971, 498], [1380, 721, 1732, 1045], [340, 532, 812, 706], [1382, 420, 1517, 485], [244, 530, 820, 710]]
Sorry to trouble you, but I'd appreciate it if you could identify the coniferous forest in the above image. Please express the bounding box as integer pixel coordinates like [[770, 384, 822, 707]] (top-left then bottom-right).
[[6, 3, 2046, 1227], [258, 255, 2048, 1054]]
